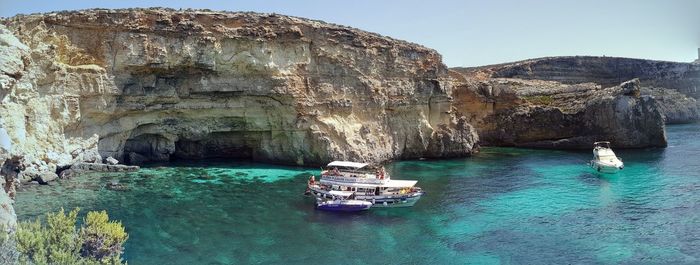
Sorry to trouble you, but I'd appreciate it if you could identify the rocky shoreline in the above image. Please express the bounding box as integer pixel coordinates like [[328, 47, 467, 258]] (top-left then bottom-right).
[[0, 8, 695, 194]]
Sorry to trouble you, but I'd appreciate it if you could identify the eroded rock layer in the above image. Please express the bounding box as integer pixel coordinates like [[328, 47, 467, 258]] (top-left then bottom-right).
[[0, 8, 478, 170], [454, 56, 700, 123], [450, 77, 667, 149]]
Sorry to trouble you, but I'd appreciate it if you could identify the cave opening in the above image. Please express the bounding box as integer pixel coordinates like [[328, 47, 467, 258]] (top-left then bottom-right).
[[173, 132, 258, 160], [122, 132, 263, 165]]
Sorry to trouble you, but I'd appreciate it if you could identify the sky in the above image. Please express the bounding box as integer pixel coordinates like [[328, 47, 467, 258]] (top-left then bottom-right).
[[1, 0, 698, 67]]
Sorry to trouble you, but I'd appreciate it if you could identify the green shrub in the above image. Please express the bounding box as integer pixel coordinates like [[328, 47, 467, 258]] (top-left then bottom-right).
[[16, 219, 49, 264], [80, 211, 128, 262], [12, 208, 127, 265]]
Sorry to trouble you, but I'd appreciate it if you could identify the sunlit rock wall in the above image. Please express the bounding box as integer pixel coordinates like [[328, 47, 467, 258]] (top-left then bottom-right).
[[0, 8, 478, 171]]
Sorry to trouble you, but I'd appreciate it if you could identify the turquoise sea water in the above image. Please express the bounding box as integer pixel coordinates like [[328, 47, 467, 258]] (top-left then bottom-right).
[[15, 124, 700, 265]]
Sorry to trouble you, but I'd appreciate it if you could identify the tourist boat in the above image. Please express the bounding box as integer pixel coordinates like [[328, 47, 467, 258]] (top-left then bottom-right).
[[315, 191, 373, 212], [307, 161, 424, 208], [589, 141, 624, 173]]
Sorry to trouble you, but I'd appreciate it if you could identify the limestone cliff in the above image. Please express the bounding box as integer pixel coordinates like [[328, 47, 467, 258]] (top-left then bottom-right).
[[454, 56, 700, 123], [0, 188, 15, 230], [0, 23, 103, 183], [450, 76, 667, 149], [0, 8, 478, 174]]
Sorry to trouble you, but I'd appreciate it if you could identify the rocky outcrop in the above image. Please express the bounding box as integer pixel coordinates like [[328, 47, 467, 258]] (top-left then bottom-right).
[[641, 87, 699, 124], [0, 188, 15, 230], [451, 77, 667, 148], [0, 8, 478, 173], [0, 151, 17, 230], [69, 162, 139, 173], [455, 56, 700, 95], [57, 162, 139, 180], [454, 56, 700, 123], [0, 165, 18, 265], [0, 23, 108, 184]]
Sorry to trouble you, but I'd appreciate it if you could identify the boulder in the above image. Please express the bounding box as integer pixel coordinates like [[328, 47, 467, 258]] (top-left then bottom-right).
[[105, 156, 119, 165], [36, 172, 58, 184], [58, 169, 75, 179]]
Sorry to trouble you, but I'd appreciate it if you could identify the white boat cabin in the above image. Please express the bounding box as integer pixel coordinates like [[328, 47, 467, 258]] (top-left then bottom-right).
[[321, 160, 389, 183], [316, 161, 417, 196]]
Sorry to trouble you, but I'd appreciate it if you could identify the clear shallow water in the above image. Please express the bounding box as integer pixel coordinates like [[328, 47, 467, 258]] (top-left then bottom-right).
[[15, 124, 700, 265]]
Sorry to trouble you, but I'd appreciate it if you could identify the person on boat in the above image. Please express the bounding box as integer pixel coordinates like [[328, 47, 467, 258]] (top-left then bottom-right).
[[332, 167, 339, 175], [304, 175, 316, 195], [376, 167, 385, 180]]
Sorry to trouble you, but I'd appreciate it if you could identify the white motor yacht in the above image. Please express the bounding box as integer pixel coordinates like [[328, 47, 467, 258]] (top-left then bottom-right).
[[589, 141, 624, 173]]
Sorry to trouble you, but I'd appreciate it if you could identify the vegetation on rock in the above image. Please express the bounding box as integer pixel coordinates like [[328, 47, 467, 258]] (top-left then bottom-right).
[[523, 95, 554, 106], [3, 208, 128, 265], [79, 211, 128, 261]]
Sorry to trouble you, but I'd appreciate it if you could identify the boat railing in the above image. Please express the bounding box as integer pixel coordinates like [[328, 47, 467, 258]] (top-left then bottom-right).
[[312, 186, 423, 197], [321, 175, 385, 184], [322, 169, 391, 180]]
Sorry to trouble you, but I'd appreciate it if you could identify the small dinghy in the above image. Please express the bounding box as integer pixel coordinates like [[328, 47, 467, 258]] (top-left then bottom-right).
[[316, 191, 372, 212], [589, 141, 624, 173]]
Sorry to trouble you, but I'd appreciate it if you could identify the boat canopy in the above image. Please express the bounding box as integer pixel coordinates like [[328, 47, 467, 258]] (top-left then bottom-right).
[[320, 179, 417, 188], [382, 180, 418, 188], [594, 141, 612, 148], [329, 190, 355, 197], [320, 180, 383, 188], [326, 161, 369, 169]]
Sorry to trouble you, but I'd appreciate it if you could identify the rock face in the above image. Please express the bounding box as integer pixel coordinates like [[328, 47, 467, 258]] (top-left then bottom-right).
[[0, 188, 15, 230], [0, 151, 17, 230], [454, 56, 700, 123], [641, 87, 698, 124], [0, 8, 478, 170], [456, 56, 700, 95], [0, 23, 107, 184], [451, 77, 667, 148]]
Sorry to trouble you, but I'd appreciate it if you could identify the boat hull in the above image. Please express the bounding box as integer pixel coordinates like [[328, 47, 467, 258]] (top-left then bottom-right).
[[590, 161, 624, 173], [364, 194, 422, 208], [310, 188, 423, 208], [316, 201, 372, 212]]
